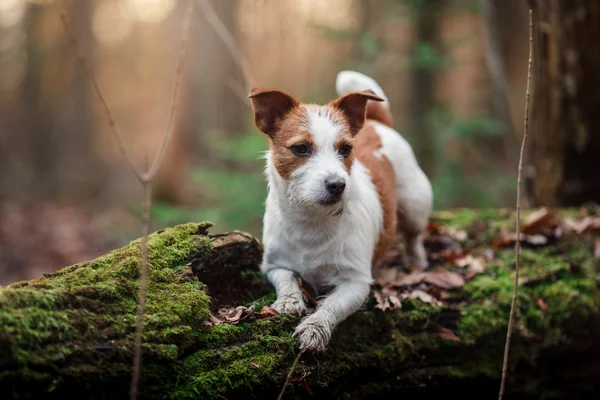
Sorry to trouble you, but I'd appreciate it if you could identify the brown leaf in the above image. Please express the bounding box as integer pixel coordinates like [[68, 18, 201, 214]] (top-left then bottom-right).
[[438, 326, 461, 342], [257, 305, 279, 319], [465, 257, 486, 280], [423, 267, 465, 290], [374, 268, 399, 287], [536, 298, 549, 311], [209, 314, 224, 325], [491, 232, 548, 248], [522, 207, 559, 235], [251, 361, 260, 368], [405, 289, 437, 305], [394, 272, 428, 287], [388, 295, 402, 309], [373, 290, 390, 311], [595, 239, 600, 258], [427, 222, 441, 234], [373, 289, 402, 311], [218, 306, 247, 323]]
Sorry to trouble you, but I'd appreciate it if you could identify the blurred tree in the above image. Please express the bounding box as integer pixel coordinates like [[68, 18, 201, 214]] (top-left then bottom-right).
[[0, 0, 109, 203], [527, 0, 600, 206], [409, 0, 445, 179], [193, 0, 247, 138]]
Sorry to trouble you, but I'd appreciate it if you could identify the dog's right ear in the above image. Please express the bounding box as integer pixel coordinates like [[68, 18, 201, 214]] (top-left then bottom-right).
[[248, 88, 299, 136]]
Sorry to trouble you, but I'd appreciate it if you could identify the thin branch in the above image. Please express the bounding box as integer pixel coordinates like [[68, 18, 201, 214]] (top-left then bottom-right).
[[130, 177, 152, 400], [60, 13, 144, 182], [195, 0, 255, 89], [145, 2, 194, 181], [61, 1, 194, 398], [498, 9, 533, 400], [276, 349, 305, 400]]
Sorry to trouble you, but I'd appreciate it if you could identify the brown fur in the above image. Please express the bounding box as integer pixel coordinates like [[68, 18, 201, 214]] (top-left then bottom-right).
[[366, 102, 393, 127], [267, 107, 314, 179], [354, 120, 398, 266]]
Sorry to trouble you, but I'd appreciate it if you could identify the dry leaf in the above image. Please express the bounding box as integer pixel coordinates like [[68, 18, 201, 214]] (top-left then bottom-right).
[[522, 207, 559, 235], [374, 268, 399, 287], [257, 305, 279, 319], [423, 267, 465, 290], [536, 298, 549, 311], [251, 361, 260, 368], [465, 258, 486, 280], [438, 326, 461, 342], [405, 289, 437, 305], [388, 295, 402, 309], [209, 314, 223, 325], [491, 232, 548, 248], [394, 272, 427, 287]]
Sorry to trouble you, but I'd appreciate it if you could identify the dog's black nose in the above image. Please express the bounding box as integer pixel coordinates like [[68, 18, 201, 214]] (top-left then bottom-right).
[[325, 178, 346, 196]]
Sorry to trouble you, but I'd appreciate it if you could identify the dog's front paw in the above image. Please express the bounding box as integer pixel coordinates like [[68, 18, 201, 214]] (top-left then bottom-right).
[[271, 293, 307, 315], [293, 315, 332, 353]]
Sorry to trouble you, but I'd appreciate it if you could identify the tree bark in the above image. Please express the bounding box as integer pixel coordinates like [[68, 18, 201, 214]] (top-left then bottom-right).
[[527, 0, 600, 207], [1, 209, 599, 399]]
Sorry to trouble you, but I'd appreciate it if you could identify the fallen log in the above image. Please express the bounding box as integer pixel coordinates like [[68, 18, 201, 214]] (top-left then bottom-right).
[[1, 209, 599, 400]]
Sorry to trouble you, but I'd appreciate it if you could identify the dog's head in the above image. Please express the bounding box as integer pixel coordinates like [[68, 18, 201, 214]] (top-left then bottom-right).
[[249, 87, 384, 211]]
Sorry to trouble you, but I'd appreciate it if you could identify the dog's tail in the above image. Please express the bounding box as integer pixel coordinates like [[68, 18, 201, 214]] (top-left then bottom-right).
[[335, 70, 393, 127]]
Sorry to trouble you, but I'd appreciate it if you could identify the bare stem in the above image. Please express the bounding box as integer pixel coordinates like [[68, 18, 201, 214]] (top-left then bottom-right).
[[129, 180, 152, 400], [61, 1, 194, 398], [498, 9, 534, 400], [60, 13, 144, 182], [277, 349, 305, 400], [195, 0, 255, 88], [145, 1, 194, 181]]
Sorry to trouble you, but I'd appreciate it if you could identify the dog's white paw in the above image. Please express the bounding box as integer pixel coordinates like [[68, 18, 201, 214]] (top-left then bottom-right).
[[293, 315, 332, 353], [271, 293, 307, 315]]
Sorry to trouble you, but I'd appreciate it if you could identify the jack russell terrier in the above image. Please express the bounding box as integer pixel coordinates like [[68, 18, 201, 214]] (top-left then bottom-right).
[[249, 71, 433, 352]]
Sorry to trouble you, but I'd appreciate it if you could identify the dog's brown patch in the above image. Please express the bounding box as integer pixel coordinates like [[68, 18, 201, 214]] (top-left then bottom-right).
[[267, 107, 314, 180], [366, 102, 393, 127], [354, 121, 398, 267]]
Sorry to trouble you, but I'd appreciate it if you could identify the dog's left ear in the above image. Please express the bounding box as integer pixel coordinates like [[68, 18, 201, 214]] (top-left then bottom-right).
[[329, 89, 384, 134]]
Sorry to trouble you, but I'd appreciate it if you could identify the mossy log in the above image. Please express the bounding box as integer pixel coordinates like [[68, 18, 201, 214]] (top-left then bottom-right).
[[1, 210, 600, 400]]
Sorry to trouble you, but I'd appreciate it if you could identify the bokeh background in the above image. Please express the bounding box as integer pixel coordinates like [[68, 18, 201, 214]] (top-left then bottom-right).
[[1, 0, 598, 284]]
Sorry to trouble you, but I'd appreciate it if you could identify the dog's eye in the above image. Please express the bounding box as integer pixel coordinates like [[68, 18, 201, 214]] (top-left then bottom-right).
[[291, 144, 311, 157], [339, 144, 353, 157]]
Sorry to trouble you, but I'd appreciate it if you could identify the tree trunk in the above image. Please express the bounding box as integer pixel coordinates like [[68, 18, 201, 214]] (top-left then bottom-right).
[[527, 0, 600, 207], [1, 209, 599, 399]]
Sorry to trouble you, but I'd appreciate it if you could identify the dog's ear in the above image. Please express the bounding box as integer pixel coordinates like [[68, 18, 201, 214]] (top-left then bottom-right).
[[248, 88, 299, 136], [329, 89, 384, 134]]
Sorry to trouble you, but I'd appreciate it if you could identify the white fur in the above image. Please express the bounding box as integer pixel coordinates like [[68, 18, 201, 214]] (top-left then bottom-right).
[[285, 108, 351, 210], [261, 71, 432, 352], [335, 70, 389, 106]]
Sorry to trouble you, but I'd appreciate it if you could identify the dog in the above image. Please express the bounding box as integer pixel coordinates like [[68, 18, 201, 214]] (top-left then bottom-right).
[[248, 70, 433, 352]]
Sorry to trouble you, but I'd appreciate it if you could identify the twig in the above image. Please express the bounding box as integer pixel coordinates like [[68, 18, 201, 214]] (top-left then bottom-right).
[[61, 1, 194, 399], [498, 9, 533, 400], [276, 349, 305, 400], [145, 3, 193, 181], [60, 14, 144, 182], [195, 0, 254, 89]]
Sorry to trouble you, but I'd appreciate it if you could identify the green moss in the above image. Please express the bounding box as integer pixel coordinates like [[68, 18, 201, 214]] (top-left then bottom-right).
[[0, 222, 214, 394]]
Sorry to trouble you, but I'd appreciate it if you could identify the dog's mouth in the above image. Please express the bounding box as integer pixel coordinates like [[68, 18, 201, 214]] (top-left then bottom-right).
[[318, 194, 343, 206]]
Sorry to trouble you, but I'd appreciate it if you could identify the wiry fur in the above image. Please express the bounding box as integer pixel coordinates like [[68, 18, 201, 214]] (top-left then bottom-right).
[[250, 71, 433, 352]]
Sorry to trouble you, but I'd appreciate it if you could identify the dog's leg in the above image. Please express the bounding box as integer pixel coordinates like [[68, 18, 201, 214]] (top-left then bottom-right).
[[267, 268, 307, 315], [405, 231, 428, 269], [294, 280, 370, 352]]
